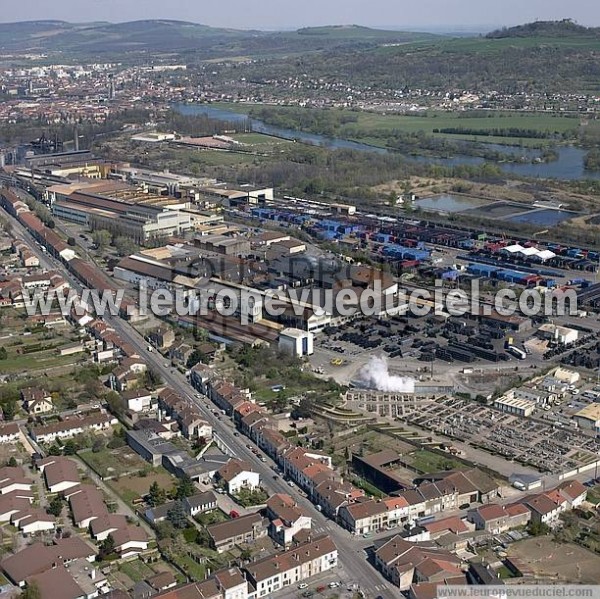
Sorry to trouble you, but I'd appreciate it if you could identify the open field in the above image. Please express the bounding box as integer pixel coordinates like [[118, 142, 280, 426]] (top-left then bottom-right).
[[404, 448, 467, 474], [79, 447, 150, 480], [509, 536, 600, 584], [109, 468, 175, 504], [214, 102, 581, 146]]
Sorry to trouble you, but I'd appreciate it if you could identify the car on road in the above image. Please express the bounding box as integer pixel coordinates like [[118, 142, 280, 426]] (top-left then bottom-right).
[[328, 582, 340, 588], [362, 532, 372, 538], [234, 432, 240, 437], [302, 592, 314, 598], [272, 475, 279, 480], [246, 444, 252, 449], [297, 583, 308, 589]]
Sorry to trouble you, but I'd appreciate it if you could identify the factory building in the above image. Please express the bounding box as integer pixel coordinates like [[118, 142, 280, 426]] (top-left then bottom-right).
[[278, 328, 314, 357], [494, 396, 536, 418]]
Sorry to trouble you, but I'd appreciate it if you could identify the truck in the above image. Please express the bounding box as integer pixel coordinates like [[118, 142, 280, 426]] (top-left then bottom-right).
[[507, 345, 526, 360]]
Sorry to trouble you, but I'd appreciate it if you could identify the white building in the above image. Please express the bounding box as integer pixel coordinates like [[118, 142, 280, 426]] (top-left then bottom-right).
[[494, 396, 536, 417], [278, 328, 314, 357], [216, 459, 261, 495]]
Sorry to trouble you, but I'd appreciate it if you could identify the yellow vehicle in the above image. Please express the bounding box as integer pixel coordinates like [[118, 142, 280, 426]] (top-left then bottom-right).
[[330, 358, 344, 366]]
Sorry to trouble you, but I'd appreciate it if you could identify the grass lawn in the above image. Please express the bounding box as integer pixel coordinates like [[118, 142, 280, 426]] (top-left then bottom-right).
[[109, 468, 175, 505], [406, 449, 466, 474], [185, 150, 258, 167], [79, 447, 149, 479], [177, 554, 206, 581], [195, 509, 230, 526], [585, 485, 600, 505], [231, 132, 291, 146], [0, 350, 83, 374], [118, 559, 155, 583], [213, 101, 580, 146]]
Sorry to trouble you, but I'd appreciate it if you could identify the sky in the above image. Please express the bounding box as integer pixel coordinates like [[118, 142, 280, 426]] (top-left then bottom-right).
[[1, 0, 599, 31]]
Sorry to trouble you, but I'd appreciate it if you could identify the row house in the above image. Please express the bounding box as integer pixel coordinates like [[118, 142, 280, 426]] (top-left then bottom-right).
[[374, 535, 465, 590], [468, 503, 531, 534], [266, 494, 312, 548], [158, 387, 212, 441], [244, 535, 338, 598], [0, 466, 34, 497], [29, 411, 118, 444], [313, 479, 365, 519]]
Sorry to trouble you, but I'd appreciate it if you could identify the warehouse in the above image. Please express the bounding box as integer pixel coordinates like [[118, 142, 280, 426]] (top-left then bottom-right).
[[494, 396, 536, 417], [573, 404, 600, 434]]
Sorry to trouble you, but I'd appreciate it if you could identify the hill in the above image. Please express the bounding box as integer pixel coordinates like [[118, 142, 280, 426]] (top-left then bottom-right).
[[296, 24, 437, 42], [486, 19, 600, 39]]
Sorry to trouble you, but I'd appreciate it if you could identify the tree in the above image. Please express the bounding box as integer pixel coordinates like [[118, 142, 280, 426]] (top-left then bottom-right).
[[98, 534, 116, 560], [21, 581, 42, 599], [0, 346, 7, 360], [143, 368, 163, 391], [113, 236, 138, 257], [106, 391, 124, 417], [91, 230, 111, 250], [240, 548, 253, 561], [148, 481, 166, 507], [186, 349, 206, 369], [7, 457, 17, 467], [92, 438, 105, 453], [1, 399, 16, 421], [47, 495, 64, 517], [167, 501, 188, 529], [67, 237, 76, 246], [175, 474, 195, 500], [63, 440, 77, 455], [48, 444, 62, 456]]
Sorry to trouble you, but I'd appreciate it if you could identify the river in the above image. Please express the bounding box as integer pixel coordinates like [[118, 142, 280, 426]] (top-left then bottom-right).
[[174, 103, 600, 181]]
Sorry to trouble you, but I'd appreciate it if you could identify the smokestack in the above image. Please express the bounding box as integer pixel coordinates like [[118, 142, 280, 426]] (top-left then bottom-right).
[[74, 127, 79, 152]]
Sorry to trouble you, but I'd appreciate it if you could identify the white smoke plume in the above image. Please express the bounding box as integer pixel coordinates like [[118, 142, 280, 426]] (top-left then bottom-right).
[[358, 356, 415, 393]]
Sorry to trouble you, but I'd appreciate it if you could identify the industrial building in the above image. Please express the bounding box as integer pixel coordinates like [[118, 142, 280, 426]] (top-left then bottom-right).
[[573, 404, 600, 434], [493, 396, 536, 417], [278, 328, 314, 357]]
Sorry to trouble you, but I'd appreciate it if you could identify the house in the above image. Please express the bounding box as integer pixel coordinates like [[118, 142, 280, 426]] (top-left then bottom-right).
[[29, 411, 118, 443], [266, 494, 312, 548], [0, 466, 33, 496], [523, 494, 564, 528], [149, 566, 248, 599], [313, 479, 365, 519], [216, 459, 260, 495], [112, 525, 149, 558], [12, 508, 56, 535], [184, 491, 218, 517], [468, 503, 531, 534], [90, 514, 128, 541], [374, 535, 464, 590], [69, 484, 108, 528], [38, 457, 80, 493], [244, 535, 338, 598], [147, 571, 177, 593], [338, 499, 388, 535], [206, 512, 267, 553], [557, 480, 587, 508], [20, 387, 54, 414], [0, 537, 96, 587], [0, 422, 20, 444], [422, 516, 469, 540], [0, 493, 33, 523], [122, 389, 153, 413], [148, 326, 175, 350], [26, 564, 86, 599]]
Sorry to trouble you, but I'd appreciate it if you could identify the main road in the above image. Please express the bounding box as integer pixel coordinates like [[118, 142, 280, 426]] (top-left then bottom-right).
[[3, 203, 396, 599]]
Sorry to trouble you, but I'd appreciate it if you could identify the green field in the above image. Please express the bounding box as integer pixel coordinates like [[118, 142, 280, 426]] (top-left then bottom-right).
[[213, 102, 581, 147], [79, 447, 150, 479], [406, 449, 467, 474], [118, 559, 156, 583]]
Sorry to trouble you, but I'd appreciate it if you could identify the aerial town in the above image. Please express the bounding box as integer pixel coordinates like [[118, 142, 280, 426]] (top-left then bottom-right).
[[1, 6, 600, 599]]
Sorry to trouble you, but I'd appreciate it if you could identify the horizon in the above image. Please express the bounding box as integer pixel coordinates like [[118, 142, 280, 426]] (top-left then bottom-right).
[[0, 0, 598, 31], [0, 17, 596, 36]]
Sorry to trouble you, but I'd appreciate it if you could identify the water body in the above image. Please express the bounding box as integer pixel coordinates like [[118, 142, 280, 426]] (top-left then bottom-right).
[[505, 209, 579, 226], [174, 103, 600, 181], [415, 194, 489, 213]]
